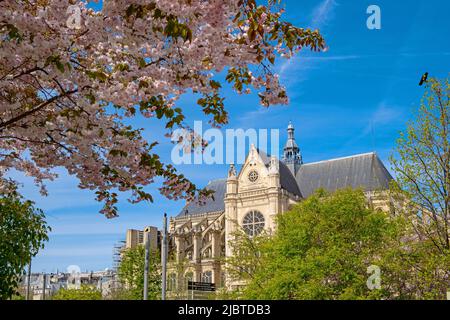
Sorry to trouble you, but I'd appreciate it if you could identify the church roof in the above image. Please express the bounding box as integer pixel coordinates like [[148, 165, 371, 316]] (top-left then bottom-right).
[[176, 178, 226, 217], [284, 121, 299, 151], [258, 151, 302, 197], [295, 152, 393, 197], [175, 152, 392, 217], [284, 139, 299, 150]]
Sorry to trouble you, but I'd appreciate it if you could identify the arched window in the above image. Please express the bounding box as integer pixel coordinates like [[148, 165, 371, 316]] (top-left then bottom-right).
[[202, 247, 212, 259], [202, 232, 211, 247], [184, 272, 193, 291], [185, 272, 193, 283], [168, 273, 177, 291], [220, 272, 226, 288], [201, 271, 212, 284], [242, 211, 265, 236]]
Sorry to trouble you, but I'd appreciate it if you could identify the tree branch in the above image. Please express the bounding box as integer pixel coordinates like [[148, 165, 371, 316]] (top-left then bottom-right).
[[0, 89, 78, 132]]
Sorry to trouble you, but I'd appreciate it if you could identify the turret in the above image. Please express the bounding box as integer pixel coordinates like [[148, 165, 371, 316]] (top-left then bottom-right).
[[282, 121, 302, 175], [226, 163, 238, 194]]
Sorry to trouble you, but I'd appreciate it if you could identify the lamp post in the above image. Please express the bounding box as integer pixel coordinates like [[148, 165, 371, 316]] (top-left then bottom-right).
[[143, 229, 151, 300], [42, 273, 46, 300], [161, 213, 168, 300]]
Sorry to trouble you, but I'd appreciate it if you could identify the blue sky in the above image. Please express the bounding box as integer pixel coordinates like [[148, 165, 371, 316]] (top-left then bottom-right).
[[16, 0, 450, 272]]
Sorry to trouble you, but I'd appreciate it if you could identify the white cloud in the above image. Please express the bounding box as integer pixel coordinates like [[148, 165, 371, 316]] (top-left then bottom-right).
[[342, 101, 404, 149], [300, 55, 360, 61], [237, 107, 272, 124], [310, 0, 338, 30], [278, 0, 339, 83], [371, 102, 403, 125]]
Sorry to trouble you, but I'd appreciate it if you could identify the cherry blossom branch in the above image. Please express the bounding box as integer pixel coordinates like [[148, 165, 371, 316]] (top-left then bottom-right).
[[0, 89, 78, 131]]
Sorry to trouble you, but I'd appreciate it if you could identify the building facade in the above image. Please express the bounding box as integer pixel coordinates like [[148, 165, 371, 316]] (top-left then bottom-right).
[[167, 122, 393, 291], [20, 269, 117, 300], [125, 226, 159, 251]]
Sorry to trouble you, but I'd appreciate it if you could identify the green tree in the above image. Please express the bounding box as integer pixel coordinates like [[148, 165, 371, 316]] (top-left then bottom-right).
[[227, 189, 411, 300], [224, 225, 270, 287], [0, 190, 50, 300], [390, 76, 450, 298], [52, 285, 102, 300], [117, 245, 161, 300], [383, 239, 450, 299]]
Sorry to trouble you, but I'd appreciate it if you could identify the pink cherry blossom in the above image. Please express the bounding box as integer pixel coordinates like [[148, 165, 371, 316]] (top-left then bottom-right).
[[0, 0, 325, 218]]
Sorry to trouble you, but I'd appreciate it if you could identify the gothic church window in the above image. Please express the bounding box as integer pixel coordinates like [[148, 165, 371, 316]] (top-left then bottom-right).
[[185, 272, 193, 283], [201, 271, 212, 283], [242, 210, 265, 236], [202, 247, 212, 259], [184, 272, 193, 291], [248, 170, 259, 182], [168, 273, 177, 291]]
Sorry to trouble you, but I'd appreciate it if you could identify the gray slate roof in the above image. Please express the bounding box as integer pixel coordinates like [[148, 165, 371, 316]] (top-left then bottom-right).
[[284, 138, 299, 150], [176, 152, 392, 217], [176, 178, 226, 217], [258, 150, 302, 197], [295, 152, 392, 197]]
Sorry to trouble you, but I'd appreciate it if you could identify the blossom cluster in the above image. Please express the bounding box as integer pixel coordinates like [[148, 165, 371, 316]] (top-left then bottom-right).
[[0, 0, 325, 217]]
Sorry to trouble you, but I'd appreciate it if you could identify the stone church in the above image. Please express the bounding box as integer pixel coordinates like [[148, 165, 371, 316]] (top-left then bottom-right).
[[167, 122, 393, 291]]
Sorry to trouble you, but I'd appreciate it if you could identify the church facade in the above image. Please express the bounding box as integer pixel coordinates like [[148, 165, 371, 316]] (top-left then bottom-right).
[[167, 123, 393, 292]]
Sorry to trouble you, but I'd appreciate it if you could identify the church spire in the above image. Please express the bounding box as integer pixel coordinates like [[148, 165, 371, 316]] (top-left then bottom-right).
[[282, 121, 302, 175]]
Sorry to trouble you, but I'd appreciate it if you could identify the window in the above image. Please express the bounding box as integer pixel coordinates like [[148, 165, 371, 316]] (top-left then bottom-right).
[[168, 273, 177, 291], [248, 170, 259, 182], [220, 272, 226, 288], [203, 247, 212, 259], [242, 211, 265, 236], [185, 272, 193, 283], [184, 272, 193, 291], [201, 271, 212, 283]]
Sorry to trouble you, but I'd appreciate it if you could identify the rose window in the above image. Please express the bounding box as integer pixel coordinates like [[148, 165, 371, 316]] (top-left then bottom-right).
[[242, 211, 265, 236]]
